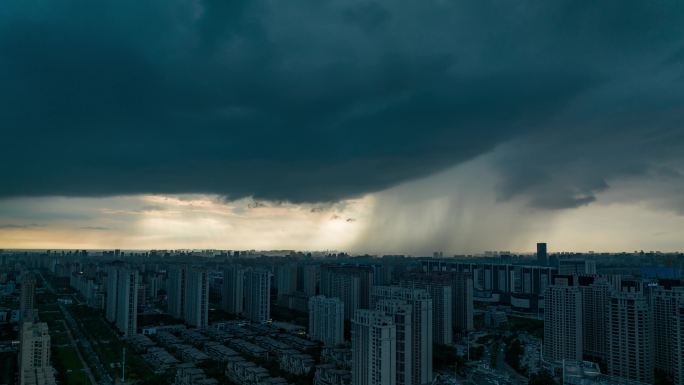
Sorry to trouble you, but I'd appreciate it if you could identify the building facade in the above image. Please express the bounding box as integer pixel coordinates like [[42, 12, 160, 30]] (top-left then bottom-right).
[[351, 310, 396, 385], [244, 269, 271, 323], [115, 268, 139, 336], [372, 286, 432, 385], [19, 322, 56, 385], [222, 265, 244, 314], [308, 296, 344, 346], [543, 276, 583, 362], [185, 268, 209, 329], [607, 289, 654, 383], [167, 265, 187, 320]]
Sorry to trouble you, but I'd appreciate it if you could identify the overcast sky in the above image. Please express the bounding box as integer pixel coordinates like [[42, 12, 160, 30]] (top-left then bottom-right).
[[2, 0, 684, 253]]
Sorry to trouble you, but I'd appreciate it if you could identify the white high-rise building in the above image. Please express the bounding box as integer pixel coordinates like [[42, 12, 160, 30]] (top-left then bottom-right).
[[185, 268, 209, 329], [19, 322, 56, 385], [167, 265, 187, 320], [543, 276, 583, 362], [650, 285, 684, 377], [115, 268, 139, 336], [222, 265, 244, 314], [372, 286, 432, 385], [607, 289, 654, 383], [244, 269, 271, 323], [308, 295, 344, 346], [352, 309, 396, 385], [376, 299, 412, 385]]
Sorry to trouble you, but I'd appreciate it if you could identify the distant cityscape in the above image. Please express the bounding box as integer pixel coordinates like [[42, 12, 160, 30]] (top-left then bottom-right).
[[0, 245, 683, 385]]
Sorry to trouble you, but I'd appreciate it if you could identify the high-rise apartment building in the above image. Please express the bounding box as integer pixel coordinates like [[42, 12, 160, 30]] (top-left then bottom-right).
[[400, 275, 453, 344], [451, 272, 474, 333], [673, 303, 684, 385], [543, 276, 583, 362], [20, 273, 36, 322], [607, 288, 654, 383], [321, 265, 373, 321], [301, 264, 319, 297], [105, 266, 119, 323], [650, 284, 684, 377], [577, 276, 611, 362], [115, 268, 139, 336], [167, 265, 187, 320], [244, 269, 271, 323], [372, 286, 432, 385], [222, 265, 244, 314], [308, 295, 344, 346], [184, 268, 209, 329], [352, 309, 396, 385], [19, 322, 56, 385], [421, 259, 550, 318], [376, 299, 412, 385], [277, 263, 298, 300]]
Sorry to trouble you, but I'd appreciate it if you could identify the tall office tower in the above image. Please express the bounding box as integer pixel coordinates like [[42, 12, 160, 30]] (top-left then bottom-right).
[[650, 284, 684, 377], [536, 242, 548, 266], [105, 266, 119, 323], [558, 258, 597, 275], [277, 263, 298, 300], [168, 265, 187, 320], [451, 272, 474, 333], [372, 286, 432, 385], [320, 265, 374, 321], [607, 289, 654, 383], [352, 309, 397, 385], [400, 276, 453, 345], [222, 265, 244, 314], [673, 303, 684, 385], [301, 264, 319, 297], [19, 322, 56, 385], [115, 268, 139, 336], [376, 299, 413, 385], [577, 276, 611, 362], [20, 273, 36, 322], [184, 268, 209, 329], [244, 269, 271, 323], [543, 276, 583, 362], [308, 295, 344, 346]]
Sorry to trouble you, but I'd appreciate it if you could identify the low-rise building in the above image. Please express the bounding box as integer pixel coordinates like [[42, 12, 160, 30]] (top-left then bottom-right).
[[175, 344, 210, 363], [143, 347, 180, 373], [229, 339, 268, 359], [174, 363, 218, 385], [314, 364, 351, 385], [204, 342, 240, 362], [279, 350, 315, 375]]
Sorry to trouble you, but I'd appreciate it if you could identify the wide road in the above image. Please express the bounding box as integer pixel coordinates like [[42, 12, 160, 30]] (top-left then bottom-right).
[[38, 271, 114, 385]]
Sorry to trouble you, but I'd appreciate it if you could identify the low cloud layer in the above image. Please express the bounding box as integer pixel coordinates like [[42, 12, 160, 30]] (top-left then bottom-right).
[[1, 0, 683, 207]]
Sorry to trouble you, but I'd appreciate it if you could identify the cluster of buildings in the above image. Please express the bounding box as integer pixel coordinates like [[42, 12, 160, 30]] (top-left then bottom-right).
[[15, 271, 58, 385], [2, 245, 683, 385], [544, 274, 684, 384]]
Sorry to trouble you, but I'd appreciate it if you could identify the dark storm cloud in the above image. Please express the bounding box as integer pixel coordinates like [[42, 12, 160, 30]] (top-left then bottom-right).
[[1, 0, 684, 205]]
